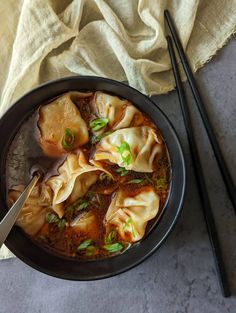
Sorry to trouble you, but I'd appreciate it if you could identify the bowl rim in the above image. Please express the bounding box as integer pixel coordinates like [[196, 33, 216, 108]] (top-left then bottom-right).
[[0, 75, 186, 280]]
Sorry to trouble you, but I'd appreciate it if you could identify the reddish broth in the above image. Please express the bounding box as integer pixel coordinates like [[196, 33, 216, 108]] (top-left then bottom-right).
[[8, 92, 171, 260]]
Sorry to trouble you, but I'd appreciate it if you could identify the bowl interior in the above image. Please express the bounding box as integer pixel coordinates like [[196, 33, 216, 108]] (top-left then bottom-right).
[[0, 76, 186, 280]]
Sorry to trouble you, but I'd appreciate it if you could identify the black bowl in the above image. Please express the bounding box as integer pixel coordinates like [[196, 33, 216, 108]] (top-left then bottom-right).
[[0, 76, 186, 280]]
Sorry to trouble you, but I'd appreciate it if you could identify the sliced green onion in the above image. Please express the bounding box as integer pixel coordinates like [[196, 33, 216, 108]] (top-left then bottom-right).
[[77, 239, 92, 250], [156, 178, 167, 190], [116, 167, 129, 176], [57, 219, 66, 230], [127, 178, 144, 184], [85, 245, 97, 256], [62, 128, 75, 149], [103, 243, 123, 253], [117, 141, 132, 166], [77, 201, 90, 210], [99, 172, 112, 181], [46, 212, 59, 223], [104, 230, 117, 245], [91, 131, 112, 144], [90, 118, 109, 131], [123, 217, 137, 238], [46, 213, 66, 230]]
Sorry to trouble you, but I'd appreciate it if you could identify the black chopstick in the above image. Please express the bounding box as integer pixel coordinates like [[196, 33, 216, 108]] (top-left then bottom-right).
[[164, 10, 236, 214], [166, 35, 230, 297]]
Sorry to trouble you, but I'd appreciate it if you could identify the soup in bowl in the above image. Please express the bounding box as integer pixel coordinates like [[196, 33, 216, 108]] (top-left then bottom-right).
[[0, 76, 185, 280]]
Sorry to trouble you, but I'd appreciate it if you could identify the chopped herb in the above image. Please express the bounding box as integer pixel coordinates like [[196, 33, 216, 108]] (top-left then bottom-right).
[[103, 243, 123, 253], [123, 218, 137, 238], [66, 193, 95, 215], [57, 219, 66, 230], [90, 118, 109, 131], [37, 235, 47, 242], [127, 178, 144, 184], [91, 131, 112, 144], [46, 213, 66, 230], [77, 239, 92, 250], [77, 201, 90, 210], [104, 230, 117, 245], [99, 172, 112, 181], [156, 178, 167, 191], [117, 141, 132, 166], [46, 212, 59, 223], [62, 128, 75, 149], [116, 167, 129, 176], [86, 245, 97, 257]]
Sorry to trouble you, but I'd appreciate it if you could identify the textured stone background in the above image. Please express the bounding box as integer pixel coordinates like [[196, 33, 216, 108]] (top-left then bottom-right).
[[0, 38, 235, 313]]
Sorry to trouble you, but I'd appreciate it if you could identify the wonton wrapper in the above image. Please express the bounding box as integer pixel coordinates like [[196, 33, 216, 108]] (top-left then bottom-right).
[[46, 151, 112, 208], [38, 92, 89, 156], [105, 187, 159, 242], [94, 126, 162, 172], [8, 184, 52, 236], [93, 92, 144, 131], [70, 211, 99, 240]]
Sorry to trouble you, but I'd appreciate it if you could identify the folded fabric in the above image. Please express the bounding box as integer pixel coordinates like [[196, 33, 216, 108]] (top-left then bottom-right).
[[0, 0, 235, 259]]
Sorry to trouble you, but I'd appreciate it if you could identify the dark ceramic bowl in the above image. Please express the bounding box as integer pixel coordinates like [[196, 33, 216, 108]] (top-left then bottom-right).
[[0, 76, 186, 280]]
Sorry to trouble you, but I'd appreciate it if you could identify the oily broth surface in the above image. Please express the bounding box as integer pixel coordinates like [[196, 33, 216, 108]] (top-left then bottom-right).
[[6, 91, 171, 260]]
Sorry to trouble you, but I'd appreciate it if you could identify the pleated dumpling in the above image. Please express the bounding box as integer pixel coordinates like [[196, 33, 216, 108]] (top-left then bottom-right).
[[46, 151, 111, 208], [105, 187, 160, 242], [38, 92, 89, 156], [92, 92, 144, 131], [93, 126, 162, 172], [8, 184, 52, 236]]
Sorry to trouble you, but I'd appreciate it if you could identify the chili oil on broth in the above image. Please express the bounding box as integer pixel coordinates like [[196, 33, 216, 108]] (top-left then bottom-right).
[[6, 90, 171, 261]]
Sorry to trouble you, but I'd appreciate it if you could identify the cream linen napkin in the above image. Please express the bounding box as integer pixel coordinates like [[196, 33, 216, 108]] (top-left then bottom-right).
[[0, 0, 236, 259]]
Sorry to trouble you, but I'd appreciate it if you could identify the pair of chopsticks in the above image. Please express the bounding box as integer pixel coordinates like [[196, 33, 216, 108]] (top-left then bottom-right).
[[164, 10, 235, 297]]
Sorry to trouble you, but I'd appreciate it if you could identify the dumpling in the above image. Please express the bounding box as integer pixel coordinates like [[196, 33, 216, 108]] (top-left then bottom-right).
[[70, 211, 99, 240], [46, 150, 112, 208], [92, 92, 144, 131], [8, 184, 52, 236], [38, 92, 89, 156], [93, 126, 162, 172], [105, 187, 160, 242]]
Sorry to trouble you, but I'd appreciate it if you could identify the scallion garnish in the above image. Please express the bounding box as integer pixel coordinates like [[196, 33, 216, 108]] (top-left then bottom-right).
[[90, 118, 109, 131], [85, 245, 97, 256], [117, 141, 132, 166], [104, 230, 117, 245], [103, 243, 123, 253], [91, 131, 112, 144], [57, 219, 66, 230], [77, 201, 90, 210], [122, 217, 137, 238], [46, 213, 66, 230], [99, 172, 113, 181], [62, 128, 75, 149], [46, 212, 59, 223], [156, 178, 167, 191], [127, 178, 144, 184], [77, 239, 92, 250], [116, 167, 129, 176]]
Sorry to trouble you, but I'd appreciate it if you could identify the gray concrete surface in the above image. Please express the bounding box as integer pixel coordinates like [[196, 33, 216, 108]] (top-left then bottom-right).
[[0, 38, 235, 313]]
